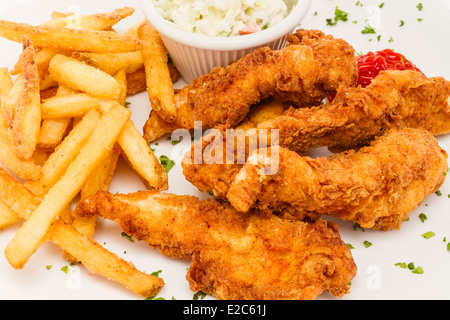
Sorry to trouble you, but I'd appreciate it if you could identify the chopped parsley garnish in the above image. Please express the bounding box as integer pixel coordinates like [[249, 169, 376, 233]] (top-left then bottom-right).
[[61, 266, 70, 274], [193, 291, 207, 300], [395, 262, 424, 274], [399, 20, 405, 27], [379, 2, 385, 8], [326, 6, 349, 26], [361, 24, 376, 34], [421, 231, 435, 239], [121, 232, 134, 242], [419, 213, 427, 223], [46, 265, 52, 270], [159, 155, 175, 173], [346, 243, 355, 249], [363, 240, 372, 248], [356, 1, 363, 7], [417, 3, 423, 11], [151, 270, 163, 277], [436, 190, 442, 196], [125, 102, 131, 107]]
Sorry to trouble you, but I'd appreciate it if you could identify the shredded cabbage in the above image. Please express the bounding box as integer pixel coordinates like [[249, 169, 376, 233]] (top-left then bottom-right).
[[153, 0, 294, 37]]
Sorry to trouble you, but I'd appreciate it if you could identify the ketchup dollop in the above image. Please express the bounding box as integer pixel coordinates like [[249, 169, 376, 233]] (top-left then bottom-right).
[[356, 49, 423, 87]]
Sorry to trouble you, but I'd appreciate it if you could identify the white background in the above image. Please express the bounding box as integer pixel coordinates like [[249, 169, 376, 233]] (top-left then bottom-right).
[[0, 0, 449, 300]]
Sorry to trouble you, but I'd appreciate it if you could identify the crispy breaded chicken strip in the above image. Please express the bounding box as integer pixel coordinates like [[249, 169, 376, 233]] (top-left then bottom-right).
[[165, 29, 357, 131], [75, 191, 357, 300], [226, 128, 448, 231], [182, 70, 450, 198], [260, 70, 450, 154]]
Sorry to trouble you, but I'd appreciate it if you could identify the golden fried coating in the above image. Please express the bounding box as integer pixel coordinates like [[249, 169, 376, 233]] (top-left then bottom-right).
[[226, 128, 448, 231], [182, 70, 450, 199], [164, 29, 357, 132], [260, 70, 450, 154], [75, 191, 357, 300]]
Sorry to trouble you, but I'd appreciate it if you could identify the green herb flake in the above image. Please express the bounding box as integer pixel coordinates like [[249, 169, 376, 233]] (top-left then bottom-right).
[[363, 240, 372, 248], [395, 262, 407, 268], [417, 3, 423, 11], [159, 155, 176, 173], [346, 243, 355, 249], [121, 232, 134, 242], [421, 231, 435, 239], [151, 270, 163, 277], [326, 6, 349, 26], [61, 266, 70, 274], [125, 102, 131, 107], [399, 20, 405, 27], [419, 213, 427, 223], [379, 2, 385, 8], [436, 190, 442, 196], [193, 291, 207, 300], [46, 265, 52, 270], [361, 24, 376, 34], [412, 266, 424, 274]]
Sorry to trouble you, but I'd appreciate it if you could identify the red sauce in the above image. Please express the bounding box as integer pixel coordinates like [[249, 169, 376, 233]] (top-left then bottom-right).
[[357, 49, 423, 87]]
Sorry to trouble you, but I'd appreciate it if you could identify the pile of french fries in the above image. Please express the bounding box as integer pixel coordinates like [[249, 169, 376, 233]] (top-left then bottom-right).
[[0, 7, 179, 298]]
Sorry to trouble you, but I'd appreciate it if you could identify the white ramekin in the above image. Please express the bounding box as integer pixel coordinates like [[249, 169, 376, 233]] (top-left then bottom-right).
[[140, 0, 312, 83]]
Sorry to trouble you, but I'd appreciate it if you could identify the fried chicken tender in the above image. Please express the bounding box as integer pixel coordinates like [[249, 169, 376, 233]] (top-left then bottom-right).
[[75, 191, 357, 300], [260, 70, 450, 154], [226, 128, 448, 231], [145, 29, 357, 136], [182, 70, 450, 198]]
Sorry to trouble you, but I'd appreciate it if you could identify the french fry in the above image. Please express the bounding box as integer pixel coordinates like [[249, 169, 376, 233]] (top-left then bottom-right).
[[72, 50, 144, 76], [1, 75, 24, 127], [0, 112, 41, 181], [143, 109, 177, 143], [43, 7, 135, 31], [0, 199, 21, 230], [71, 143, 121, 239], [114, 69, 128, 106], [0, 19, 141, 53], [99, 100, 169, 191], [0, 167, 164, 297], [41, 93, 100, 119], [49, 54, 123, 100], [0, 67, 13, 96], [38, 85, 75, 150], [138, 21, 177, 123], [37, 119, 72, 150], [126, 68, 147, 96], [11, 38, 41, 160], [25, 109, 102, 197], [5, 103, 130, 269]]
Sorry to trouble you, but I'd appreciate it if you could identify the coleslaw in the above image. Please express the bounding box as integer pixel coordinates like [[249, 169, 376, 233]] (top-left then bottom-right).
[[152, 0, 297, 37]]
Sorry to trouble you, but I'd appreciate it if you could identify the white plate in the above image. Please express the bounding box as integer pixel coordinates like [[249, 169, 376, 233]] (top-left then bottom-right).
[[0, 0, 449, 300]]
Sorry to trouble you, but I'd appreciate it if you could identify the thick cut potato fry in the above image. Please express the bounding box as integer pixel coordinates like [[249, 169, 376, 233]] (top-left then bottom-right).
[[43, 7, 135, 31], [0, 67, 13, 96], [71, 143, 121, 240], [72, 51, 144, 76], [0, 19, 141, 53], [41, 93, 100, 119], [49, 54, 123, 100], [25, 109, 102, 197], [1, 75, 24, 126], [126, 68, 147, 96], [5, 104, 130, 269], [37, 119, 72, 150], [0, 112, 41, 181], [114, 69, 128, 107], [0, 199, 21, 230], [0, 167, 164, 297], [138, 21, 176, 123], [98, 100, 169, 191], [12, 39, 41, 160]]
